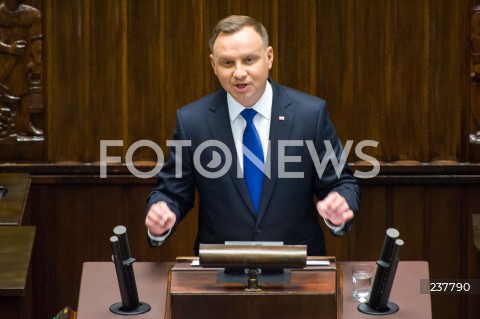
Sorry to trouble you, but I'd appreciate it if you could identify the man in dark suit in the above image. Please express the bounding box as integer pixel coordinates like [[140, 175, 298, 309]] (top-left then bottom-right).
[[145, 15, 360, 256]]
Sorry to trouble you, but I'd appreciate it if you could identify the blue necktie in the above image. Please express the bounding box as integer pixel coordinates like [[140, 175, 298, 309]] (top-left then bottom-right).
[[241, 108, 264, 214]]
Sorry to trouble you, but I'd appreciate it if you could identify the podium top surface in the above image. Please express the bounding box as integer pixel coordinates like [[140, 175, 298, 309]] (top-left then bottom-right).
[[0, 173, 30, 225]]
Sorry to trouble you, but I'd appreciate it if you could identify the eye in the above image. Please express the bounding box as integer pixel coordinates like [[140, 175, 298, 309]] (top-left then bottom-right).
[[221, 60, 233, 67], [244, 57, 256, 64]]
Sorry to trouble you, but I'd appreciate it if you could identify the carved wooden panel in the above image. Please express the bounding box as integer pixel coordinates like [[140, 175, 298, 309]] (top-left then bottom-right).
[[0, 0, 44, 161], [469, 1, 480, 162]]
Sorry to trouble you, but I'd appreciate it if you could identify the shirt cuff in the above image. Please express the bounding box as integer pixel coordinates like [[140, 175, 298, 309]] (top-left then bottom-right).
[[323, 218, 345, 233], [148, 228, 172, 242]]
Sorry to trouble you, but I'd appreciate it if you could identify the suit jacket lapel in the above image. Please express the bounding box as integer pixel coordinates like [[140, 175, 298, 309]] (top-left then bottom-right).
[[257, 81, 295, 223], [206, 90, 256, 216]]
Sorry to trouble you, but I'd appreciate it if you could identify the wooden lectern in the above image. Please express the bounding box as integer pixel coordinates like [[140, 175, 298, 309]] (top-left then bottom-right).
[[166, 257, 340, 319]]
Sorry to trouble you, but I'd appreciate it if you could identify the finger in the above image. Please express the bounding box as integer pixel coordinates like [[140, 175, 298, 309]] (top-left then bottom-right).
[[321, 192, 338, 205], [325, 193, 350, 214], [164, 213, 176, 229], [145, 210, 163, 229], [318, 197, 353, 225], [317, 193, 339, 215], [316, 200, 329, 218], [317, 204, 338, 223], [146, 202, 173, 233], [159, 201, 172, 212], [333, 208, 354, 223], [151, 201, 172, 217], [326, 192, 343, 207], [343, 209, 354, 221]]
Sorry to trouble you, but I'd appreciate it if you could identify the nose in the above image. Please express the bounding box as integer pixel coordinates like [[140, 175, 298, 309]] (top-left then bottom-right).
[[233, 64, 247, 79]]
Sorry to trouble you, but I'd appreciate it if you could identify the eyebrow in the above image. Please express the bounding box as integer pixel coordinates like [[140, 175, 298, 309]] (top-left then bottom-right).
[[216, 52, 261, 60]]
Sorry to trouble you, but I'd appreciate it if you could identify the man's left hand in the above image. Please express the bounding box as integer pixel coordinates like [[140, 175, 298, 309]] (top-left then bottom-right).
[[316, 192, 354, 226]]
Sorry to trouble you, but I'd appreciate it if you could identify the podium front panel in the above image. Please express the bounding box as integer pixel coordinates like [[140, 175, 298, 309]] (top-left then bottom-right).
[[168, 263, 338, 319]]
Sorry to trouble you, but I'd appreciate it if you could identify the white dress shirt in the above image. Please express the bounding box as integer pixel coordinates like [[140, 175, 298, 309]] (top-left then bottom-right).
[[227, 81, 272, 171]]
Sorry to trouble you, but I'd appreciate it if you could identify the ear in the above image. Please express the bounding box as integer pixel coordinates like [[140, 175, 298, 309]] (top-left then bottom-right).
[[266, 46, 274, 69]]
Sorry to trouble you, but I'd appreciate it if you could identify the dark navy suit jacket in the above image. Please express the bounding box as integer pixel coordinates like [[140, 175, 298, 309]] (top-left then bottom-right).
[[146, 79, 360, 256]]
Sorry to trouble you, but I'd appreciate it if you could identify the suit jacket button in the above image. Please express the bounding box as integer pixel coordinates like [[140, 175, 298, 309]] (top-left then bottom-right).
[[255, 227, 261, 234]]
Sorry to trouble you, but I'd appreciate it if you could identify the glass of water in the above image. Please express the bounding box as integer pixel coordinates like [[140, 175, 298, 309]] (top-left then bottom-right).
[[351, 264, 374, 303]]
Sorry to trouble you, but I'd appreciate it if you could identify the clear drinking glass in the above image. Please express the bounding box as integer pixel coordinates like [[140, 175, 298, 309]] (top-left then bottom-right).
[[351, 264, 374, 303]]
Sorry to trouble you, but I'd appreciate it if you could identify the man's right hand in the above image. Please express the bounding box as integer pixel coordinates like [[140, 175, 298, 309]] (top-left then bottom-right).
[[145, 201, 177, 236]]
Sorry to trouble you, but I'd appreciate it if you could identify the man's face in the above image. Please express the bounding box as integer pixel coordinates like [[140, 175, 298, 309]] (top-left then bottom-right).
[[210, 26, 274, 107]]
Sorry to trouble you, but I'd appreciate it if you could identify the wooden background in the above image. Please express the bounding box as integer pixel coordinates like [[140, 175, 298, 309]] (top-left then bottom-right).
[[1, 0, 480, 318], [11, 0, 478, 164]]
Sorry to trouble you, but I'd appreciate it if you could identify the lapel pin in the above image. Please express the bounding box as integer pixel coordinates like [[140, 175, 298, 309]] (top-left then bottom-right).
[[278, 116, 285, 121]]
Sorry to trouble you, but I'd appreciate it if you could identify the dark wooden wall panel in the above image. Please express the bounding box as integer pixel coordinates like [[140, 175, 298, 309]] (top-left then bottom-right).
[[26, 0, 478, 163], [390, 1, 430, 162], [126, 1, 165, 160], [316, 1, 355, 145], [429, 1, 466, 162], [391, 187, 426, 260], [29, 185, 55, 318], [426, 187, 464, 318], [349, 186, 389, 261], [353, 0, 391, 162], [89, 0, 126, 158], [466, 187, 480, 319], [45, 1, 92, 161], [277, 0, 317, 94]]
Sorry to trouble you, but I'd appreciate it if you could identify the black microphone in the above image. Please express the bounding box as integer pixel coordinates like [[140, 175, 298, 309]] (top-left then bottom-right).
[[111, 236, 136, 310], [358, 228, 403, 315], [367, 228, 399, 309], [114, 225, 133, 260], [379, 228, 399, 263], [375, 239, 404, 309], [109, 225, 151, 315]]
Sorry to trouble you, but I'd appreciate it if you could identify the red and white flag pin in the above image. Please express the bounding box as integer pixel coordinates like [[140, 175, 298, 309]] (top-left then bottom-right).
[[278, 116, 285, 121]]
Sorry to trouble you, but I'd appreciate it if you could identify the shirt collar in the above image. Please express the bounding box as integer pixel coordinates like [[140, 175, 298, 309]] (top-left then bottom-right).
[[227, 81, 273, 122]]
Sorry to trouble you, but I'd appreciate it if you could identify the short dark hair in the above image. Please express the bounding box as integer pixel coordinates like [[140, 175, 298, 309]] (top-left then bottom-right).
[[209, 15, 269, 53]]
